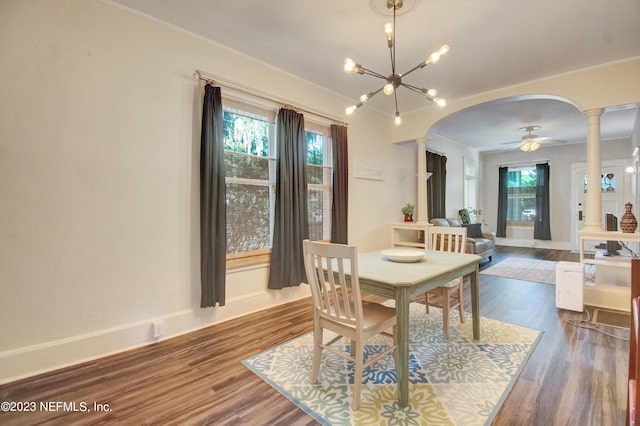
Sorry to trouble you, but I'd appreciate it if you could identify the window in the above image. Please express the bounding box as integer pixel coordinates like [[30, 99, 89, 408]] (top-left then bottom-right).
[[222, 99, 332, 266], [223, 104, 275, 258], [306, 125, 332, 241], [507, 166, 536, 223], [463, 158, 477, 213]]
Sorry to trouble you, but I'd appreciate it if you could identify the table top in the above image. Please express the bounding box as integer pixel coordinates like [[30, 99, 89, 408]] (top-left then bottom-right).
[[356, 249, 480, 287]]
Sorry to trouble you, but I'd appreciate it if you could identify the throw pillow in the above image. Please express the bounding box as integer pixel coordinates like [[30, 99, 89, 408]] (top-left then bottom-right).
[[463, 223, 484, 238]]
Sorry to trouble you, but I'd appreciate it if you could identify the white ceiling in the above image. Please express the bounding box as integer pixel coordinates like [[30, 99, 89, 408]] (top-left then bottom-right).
[[112, 0, 640, 152]]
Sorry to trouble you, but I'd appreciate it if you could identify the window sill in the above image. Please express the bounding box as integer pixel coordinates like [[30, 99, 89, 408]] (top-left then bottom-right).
[[507, 221, 534, 228], [226, 249, 271, 270]]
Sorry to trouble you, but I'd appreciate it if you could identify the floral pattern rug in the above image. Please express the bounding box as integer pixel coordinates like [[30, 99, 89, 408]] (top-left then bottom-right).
[[242, 303, 541, 425], [480, 257, 561, 285]]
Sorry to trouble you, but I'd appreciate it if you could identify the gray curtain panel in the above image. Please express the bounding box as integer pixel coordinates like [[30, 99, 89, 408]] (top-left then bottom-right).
[[268, 108, 309, 289], [331, 124, 348, 244], [496, 166, 508, 238], [200, 84, 226, 307], [426, 151, 447, 219], [534, 163, 551, 240]]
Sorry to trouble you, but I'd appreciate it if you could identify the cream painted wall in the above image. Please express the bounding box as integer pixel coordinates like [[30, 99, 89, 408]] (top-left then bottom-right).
[[0, 0, 412, 382], [346, 108, 417, 250]]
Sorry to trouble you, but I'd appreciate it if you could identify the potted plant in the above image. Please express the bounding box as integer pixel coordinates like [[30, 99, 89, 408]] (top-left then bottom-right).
[[401, 202, 414, 222]]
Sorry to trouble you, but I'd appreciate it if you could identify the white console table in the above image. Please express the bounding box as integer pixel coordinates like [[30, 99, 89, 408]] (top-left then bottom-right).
[[578, 230, 640, 311]]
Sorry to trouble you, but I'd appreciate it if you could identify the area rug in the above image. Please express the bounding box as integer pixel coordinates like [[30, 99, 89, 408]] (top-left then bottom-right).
[[242, 302, 542, 425], [480, 257, 559, 285]]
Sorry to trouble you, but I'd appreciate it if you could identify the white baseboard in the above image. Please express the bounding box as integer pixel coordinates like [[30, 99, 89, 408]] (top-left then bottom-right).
[[496, 237, 572, 251], [0, 285, 311, 385]]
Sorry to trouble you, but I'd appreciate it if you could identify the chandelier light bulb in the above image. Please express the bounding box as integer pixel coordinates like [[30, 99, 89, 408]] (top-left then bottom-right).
[[394, 112, 402, 126], [383, 83, 395, 95], [344, 58, 356, 73], [426, 88, 438, 98], [384, 23, 393, 38], [435, 97, 447, 107], [359, 94, 369, 103], [345, 105, 357, 115], [438, 45, 450, 56]]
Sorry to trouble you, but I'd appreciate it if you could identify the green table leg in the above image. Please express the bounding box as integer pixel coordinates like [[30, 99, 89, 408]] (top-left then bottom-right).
[[395, 287, 410, 407], [470, 263, 480, 340]]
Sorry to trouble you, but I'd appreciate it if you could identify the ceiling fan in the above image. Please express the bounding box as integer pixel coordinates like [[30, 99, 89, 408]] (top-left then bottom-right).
[[501, 126, 564, 152], [520, 126, 542, 152]]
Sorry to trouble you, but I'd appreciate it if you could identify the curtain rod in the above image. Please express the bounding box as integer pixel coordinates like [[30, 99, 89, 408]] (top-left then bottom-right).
[[194, 70, 348, 127], [497, 159, 550, 168]]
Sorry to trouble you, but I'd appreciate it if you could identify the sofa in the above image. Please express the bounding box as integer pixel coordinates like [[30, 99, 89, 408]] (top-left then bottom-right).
[[429, 217, 495, 261]]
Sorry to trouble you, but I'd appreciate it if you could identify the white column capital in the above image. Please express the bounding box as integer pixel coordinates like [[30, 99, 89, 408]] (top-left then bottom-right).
[[584, 108, 605, 119]]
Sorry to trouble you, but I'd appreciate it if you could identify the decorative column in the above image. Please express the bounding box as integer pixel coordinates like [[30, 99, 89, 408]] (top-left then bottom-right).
[[582, 108, 605, 232], [416, 137, 427, 223]]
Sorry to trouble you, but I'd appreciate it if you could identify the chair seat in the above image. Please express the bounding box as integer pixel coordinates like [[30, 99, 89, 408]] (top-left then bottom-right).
[[322, 301, 396, 331]]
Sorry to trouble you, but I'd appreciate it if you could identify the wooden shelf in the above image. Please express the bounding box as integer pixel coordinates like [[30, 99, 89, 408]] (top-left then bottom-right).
[[390, 222, 431, 249]]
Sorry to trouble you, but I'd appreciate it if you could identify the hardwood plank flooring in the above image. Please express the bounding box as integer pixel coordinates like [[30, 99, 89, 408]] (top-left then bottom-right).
[[0, 247, 629, 425]]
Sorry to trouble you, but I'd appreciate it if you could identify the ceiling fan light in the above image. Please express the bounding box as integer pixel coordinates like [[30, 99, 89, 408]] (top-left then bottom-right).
[[383, 83, 395, 95], [520, 143, 530, 152], [530, 142, 540, 151]]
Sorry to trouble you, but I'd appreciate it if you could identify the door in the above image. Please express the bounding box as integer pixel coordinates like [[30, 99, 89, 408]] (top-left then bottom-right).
[[571, 160, 629, 251]]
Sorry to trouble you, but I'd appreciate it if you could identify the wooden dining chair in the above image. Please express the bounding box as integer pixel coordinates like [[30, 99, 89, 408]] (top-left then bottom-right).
[[302, 239, 397, 410], [425, 226, 468, 339]]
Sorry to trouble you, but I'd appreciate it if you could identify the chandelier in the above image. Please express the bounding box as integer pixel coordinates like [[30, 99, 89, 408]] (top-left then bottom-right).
[[344, 0, 449, 125], [520, 126, 541, 152]]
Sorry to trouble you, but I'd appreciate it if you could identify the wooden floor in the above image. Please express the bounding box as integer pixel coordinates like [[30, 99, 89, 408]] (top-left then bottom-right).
[[0, 247, 630, 425]]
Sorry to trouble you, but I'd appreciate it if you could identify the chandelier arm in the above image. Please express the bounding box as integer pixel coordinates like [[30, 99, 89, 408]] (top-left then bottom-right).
[[400, 84, 426, 97], [400, 82, 426, 92], [394, 90, 399, 113], [398, 61, 426, 79], [358, 66, 388, 80], [390, 3, 397, 74], [367, 86, 385, 101], [388, 44, 395, 75]]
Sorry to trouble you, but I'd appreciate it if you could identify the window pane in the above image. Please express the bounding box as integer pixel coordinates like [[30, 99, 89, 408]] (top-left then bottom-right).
[[226, 183, 271, 253], [307, 164, 323, 184], [306, 132, 323, 165], [308, 189, 324, 241], [223, 112, 269, 156], [225, 152, 269, 180]]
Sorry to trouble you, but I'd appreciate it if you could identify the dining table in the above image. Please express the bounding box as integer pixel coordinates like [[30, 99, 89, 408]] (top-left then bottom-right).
[[354, 248, 481, 408]]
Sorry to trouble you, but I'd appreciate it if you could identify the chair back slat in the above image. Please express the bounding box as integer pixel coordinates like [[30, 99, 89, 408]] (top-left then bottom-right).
[[428, 226, 467, 254], [303, 240, 362, 327]]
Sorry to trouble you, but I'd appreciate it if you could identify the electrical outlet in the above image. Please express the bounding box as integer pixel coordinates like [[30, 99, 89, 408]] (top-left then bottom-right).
[[152, 321, 165, 339]]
